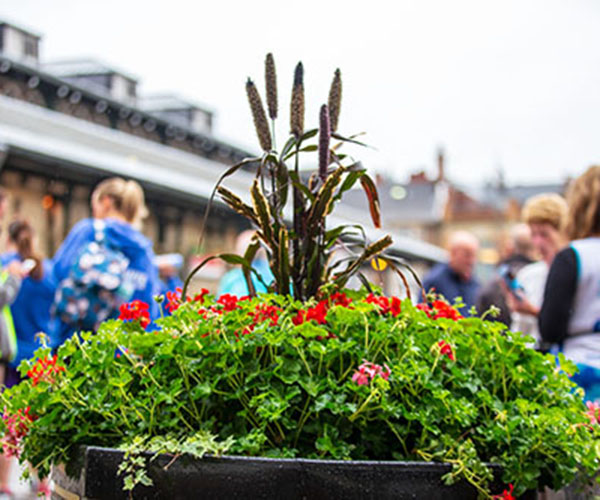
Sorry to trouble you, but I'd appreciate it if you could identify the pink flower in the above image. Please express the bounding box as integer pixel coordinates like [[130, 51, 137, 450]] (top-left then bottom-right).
[[352, 371, 370, 386], [352, 360, 391, 386], [1, 407, 36, 458], [585, 401, 600, 425]]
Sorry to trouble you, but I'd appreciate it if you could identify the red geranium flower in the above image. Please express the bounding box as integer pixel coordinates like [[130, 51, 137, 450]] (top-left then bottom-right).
[[330, 292, 352, 307], [26, 354, 66, 387], [492, 484, 514, 500], [417, 301, 462, 321], [242, 304, 282, 335], [119, 300, 151, 329], [416, 303, 433, 316], [437, 340, 455, 361], [293, 300, 329, 326], [365, 294, 402, 317], [192, 289, 210, 303], [166, 288, 209, 313], [432, 300, 463, 320], [165, 290, 181, 313], [216, 294, 240, 312]]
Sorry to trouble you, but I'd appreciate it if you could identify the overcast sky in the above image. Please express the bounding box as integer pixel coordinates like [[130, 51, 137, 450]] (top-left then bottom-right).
[[1, 0, 599, 186]]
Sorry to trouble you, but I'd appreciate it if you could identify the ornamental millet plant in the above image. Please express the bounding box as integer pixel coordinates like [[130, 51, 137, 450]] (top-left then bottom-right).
[[184, 52, 409, 303]]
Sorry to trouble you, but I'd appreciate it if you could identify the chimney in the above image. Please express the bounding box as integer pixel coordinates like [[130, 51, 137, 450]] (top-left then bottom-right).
[[0, 21, 41, 66], [139, 94, 214, 134], [410, 171, 428, 184], [436, 147, 445, 182]]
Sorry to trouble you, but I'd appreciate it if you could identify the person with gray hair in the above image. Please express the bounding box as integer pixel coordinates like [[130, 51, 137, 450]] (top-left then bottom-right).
[[422, 231, 480, 314]]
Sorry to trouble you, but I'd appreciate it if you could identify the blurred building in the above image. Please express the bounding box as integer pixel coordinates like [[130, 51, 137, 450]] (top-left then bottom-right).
[[340, 149, 566, 266], [0, 20, 447, 292], [0, 20, 256, 287]]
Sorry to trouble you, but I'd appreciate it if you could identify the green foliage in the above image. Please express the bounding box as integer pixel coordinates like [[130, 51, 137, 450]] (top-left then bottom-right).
[[118, 432, 234, 492], [1, 291, 599, 497]]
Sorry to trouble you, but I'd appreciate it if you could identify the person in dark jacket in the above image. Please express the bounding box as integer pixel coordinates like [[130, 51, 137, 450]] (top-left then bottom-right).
[[476, 224, 534, 326], [423, 231, 480, 314]]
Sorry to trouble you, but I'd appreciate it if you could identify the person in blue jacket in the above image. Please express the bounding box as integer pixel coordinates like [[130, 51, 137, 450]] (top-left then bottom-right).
[[1, 220, 56, 387], [52, 177, 161, 344]]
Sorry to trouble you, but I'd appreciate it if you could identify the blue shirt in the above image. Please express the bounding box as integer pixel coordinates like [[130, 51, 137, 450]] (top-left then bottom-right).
[[422, 263, 480, 314], [218, 259, 274, 297], [0, 252, 56, 364], [52, 218, 161, 342]]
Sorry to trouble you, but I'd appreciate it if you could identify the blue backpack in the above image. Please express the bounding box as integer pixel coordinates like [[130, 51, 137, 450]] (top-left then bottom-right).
[[53, 220, 136, 332]]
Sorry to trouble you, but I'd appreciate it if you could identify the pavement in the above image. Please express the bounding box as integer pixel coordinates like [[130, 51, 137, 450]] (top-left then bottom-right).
[[2, 460, 44, 499]]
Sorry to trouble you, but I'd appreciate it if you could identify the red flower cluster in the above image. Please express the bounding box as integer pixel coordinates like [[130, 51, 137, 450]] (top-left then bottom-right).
[[437, 340, 456, 361], [417, 300, 462, 321], [432, 300, 463, 320], [416, 303, 433, 315], [119, 300, 151, 329], [365, 294, 401, 317], [492, 484, 514, 500], [216, 294, 240, 313], [330, 292, 352, 307], [292, 292, 355, 326], [292, 300, 328, 326], [1, 407, 35, 458], [249, 303, 281, 327], [27, 355, 66, 386], [243, 304, 282, 335], [352, 360, 391, 386], [165, 287, 209, 313]]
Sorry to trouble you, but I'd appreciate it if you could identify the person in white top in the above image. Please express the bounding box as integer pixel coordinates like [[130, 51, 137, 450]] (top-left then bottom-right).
[[508, 193, 568, 348], [538, 166, 600, 400]]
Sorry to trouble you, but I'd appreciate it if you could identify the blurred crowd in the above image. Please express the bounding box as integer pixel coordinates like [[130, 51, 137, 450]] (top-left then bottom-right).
[[422, 165, 600, 402]]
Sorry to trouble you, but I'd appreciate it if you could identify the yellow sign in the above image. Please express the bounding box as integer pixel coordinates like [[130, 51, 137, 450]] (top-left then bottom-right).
[[371, 258, 388, 271]]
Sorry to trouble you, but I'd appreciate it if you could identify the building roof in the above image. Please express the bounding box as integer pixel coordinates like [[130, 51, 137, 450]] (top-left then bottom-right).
[[43, 58, 138, 82], [0, 54, 249, 165], [139, 94, 214, 115], [340, 177, 449, 226], [0, 20, 42, 39], [468, 182, 566, 211]]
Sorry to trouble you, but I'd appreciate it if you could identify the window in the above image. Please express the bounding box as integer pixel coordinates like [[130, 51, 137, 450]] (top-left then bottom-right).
[[126, 80, 136, 99], [23, 36, 38, 58]]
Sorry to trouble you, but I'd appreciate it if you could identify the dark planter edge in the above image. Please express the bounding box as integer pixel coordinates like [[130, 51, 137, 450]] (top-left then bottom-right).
[[50, 445, 533, 500]]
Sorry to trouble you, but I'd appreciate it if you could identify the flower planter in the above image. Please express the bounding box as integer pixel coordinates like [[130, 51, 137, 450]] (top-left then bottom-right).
[[51, 446, 535, 500], [6, 56, 598, 500]]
